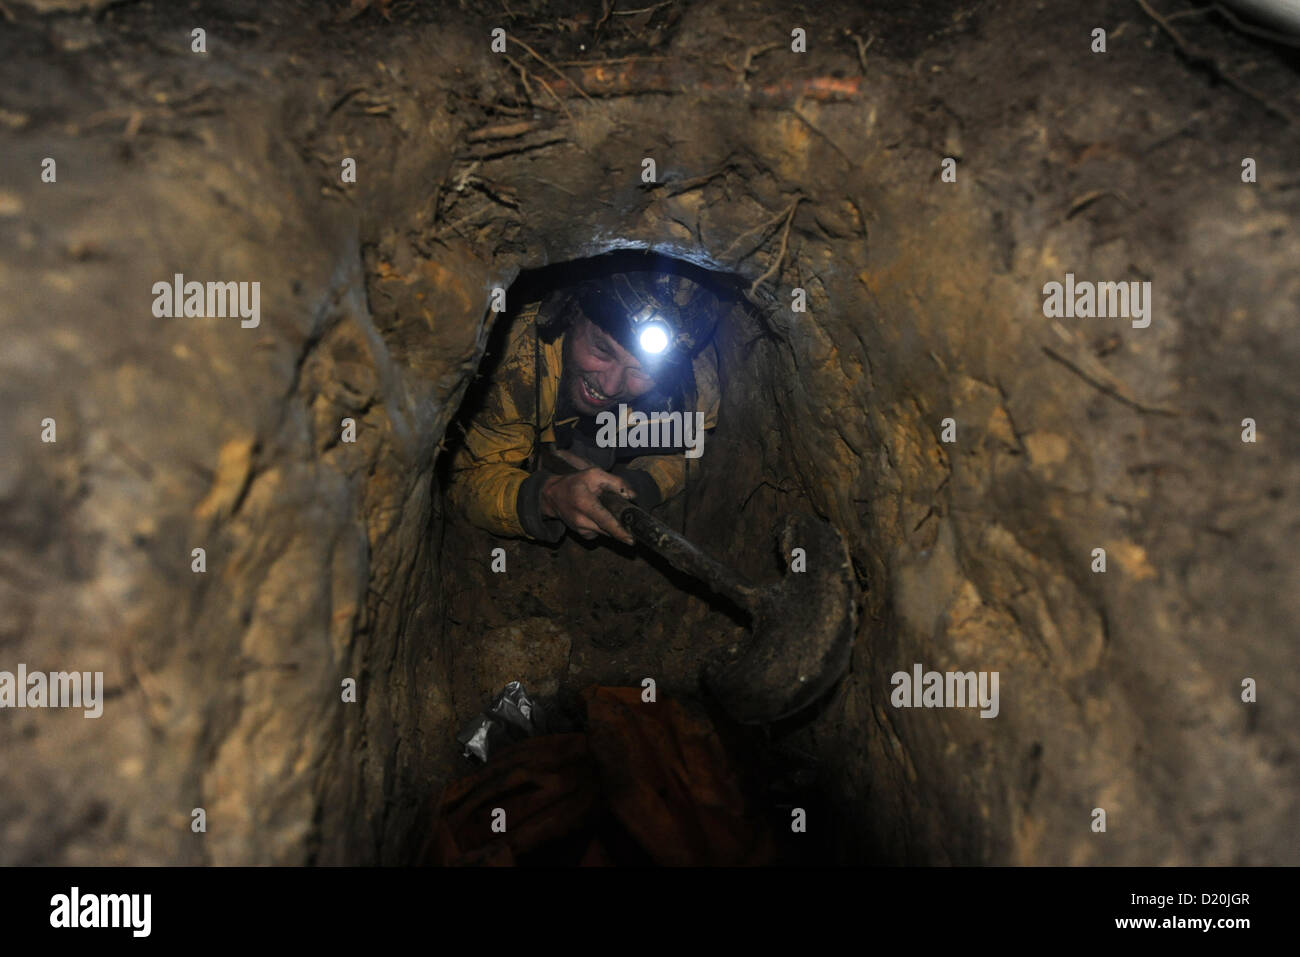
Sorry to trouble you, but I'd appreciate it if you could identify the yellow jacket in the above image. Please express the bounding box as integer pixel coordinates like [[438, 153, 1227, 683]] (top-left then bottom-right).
[[446, 301, 721, 539]]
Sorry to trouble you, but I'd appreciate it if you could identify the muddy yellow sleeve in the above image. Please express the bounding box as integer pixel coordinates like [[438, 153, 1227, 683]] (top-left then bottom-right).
[[445, 424, 532, 538], [444, 304, 555, 538], [620, 343, 721, 503]]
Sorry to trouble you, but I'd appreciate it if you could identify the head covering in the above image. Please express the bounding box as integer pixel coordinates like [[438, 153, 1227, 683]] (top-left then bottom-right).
[[574, 270, 720, 378]]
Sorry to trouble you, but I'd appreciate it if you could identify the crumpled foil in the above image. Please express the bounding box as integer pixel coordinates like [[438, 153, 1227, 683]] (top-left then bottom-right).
[[456, 681, 547, 762]]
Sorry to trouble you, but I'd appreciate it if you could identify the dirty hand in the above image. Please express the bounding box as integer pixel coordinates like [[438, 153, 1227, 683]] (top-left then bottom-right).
[[539, 468, 636, 545]]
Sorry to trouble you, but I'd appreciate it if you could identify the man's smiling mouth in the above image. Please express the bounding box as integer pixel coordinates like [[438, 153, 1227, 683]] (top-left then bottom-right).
[[579, 375, 612, 405]]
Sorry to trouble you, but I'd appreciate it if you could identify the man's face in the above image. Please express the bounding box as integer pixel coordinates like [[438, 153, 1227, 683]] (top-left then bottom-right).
[[563, 315, 659, 415]]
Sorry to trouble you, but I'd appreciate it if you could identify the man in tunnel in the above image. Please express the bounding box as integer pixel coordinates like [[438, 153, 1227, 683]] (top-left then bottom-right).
[[446, 268, 722, 545]]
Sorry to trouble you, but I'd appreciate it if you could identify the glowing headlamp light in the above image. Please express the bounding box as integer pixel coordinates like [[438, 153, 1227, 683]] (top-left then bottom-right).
[[628, 304, 672, 357], [638, 320, 670, 355]]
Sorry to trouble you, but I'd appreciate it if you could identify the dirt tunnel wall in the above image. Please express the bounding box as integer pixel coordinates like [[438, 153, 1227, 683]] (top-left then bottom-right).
[[1, 0, 1297, 865]]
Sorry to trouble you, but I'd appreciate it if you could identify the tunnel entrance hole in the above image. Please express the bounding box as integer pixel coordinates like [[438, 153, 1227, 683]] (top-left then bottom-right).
[[423, 248, 857, 863]]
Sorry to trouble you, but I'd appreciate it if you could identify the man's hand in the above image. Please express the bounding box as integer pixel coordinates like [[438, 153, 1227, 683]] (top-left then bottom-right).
[[539, 467, 636, 545]]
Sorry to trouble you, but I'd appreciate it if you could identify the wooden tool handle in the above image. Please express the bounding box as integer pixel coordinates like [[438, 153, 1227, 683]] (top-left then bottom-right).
[[599, 490, 757, 612]]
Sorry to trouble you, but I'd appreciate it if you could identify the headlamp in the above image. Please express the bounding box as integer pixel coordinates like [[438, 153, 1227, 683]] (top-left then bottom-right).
[[638, 320, 670, 355], [578, 273, 709, 373], [627, 304, 673, 360]]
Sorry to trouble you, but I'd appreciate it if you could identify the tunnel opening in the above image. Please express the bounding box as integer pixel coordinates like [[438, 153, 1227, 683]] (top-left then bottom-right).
[[421, 248, 867, 864]]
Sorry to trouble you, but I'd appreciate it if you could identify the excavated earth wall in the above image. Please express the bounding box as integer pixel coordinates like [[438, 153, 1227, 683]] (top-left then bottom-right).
[[0, 0, 1296, 864]]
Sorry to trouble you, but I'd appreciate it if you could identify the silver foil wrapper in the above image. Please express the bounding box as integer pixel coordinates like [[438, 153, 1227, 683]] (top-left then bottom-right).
[[456, 681, 546, 762]]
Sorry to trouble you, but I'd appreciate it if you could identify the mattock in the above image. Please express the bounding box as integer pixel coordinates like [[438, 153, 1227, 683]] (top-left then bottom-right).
[[599, 490, 857, 724]]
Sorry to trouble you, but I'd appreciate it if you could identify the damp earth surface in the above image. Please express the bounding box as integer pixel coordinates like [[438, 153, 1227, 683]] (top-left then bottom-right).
[[0, 0, 1297, 865]]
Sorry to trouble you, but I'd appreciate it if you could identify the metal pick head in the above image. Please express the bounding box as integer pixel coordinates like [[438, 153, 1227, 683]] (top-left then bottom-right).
[[704, 513, 858, 724]]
